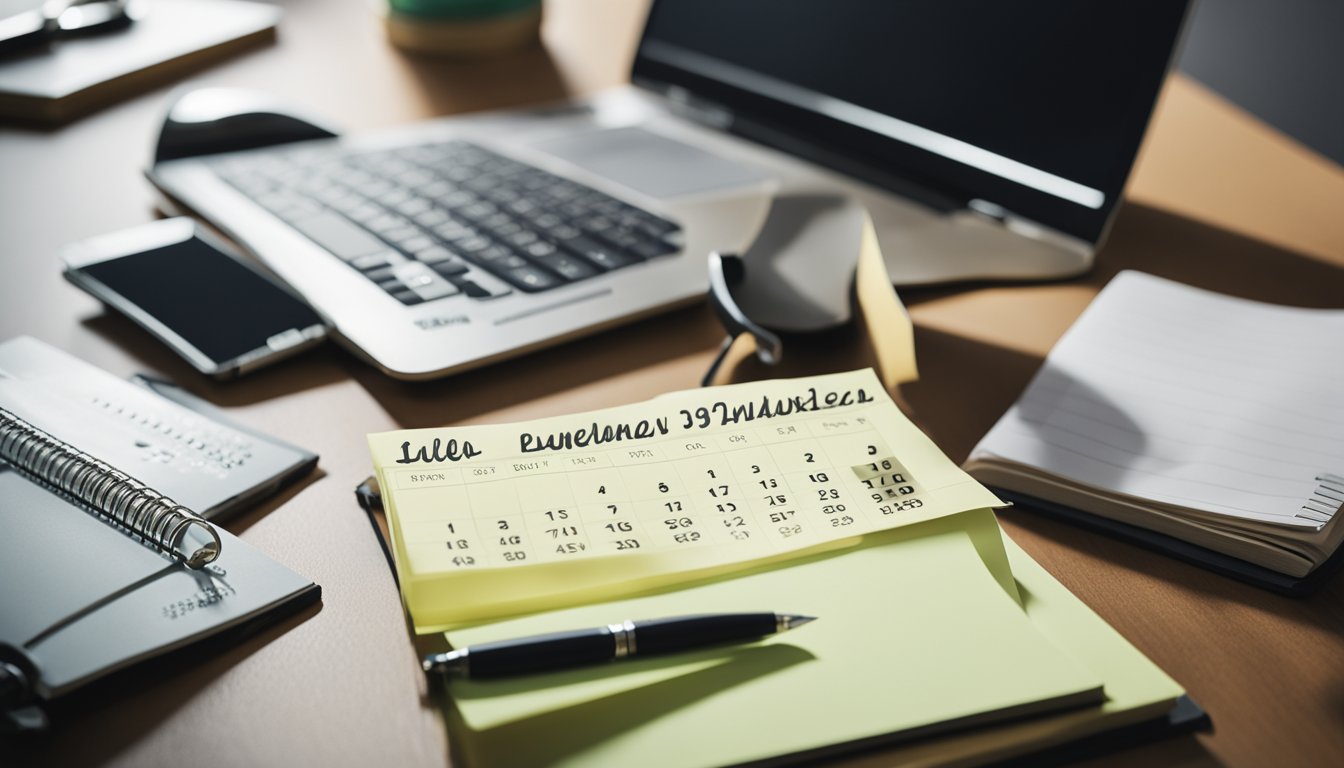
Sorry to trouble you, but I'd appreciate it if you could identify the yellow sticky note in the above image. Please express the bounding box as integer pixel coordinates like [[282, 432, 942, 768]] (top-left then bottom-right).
[[368, 370, 1005, 630]]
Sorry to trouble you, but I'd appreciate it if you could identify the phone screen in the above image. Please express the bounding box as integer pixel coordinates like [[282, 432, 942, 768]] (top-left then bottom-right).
[[80, 237, 323, 366]]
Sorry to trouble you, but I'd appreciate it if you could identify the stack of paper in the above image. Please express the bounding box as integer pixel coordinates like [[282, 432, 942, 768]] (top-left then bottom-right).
[[438, 511, 1183, 767], [365, 370, 1192, 766], [966, 271, 1344, 588]]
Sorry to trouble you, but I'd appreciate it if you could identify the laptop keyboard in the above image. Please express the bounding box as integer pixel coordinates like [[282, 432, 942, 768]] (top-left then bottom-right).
[[209, 141, 683, 305]]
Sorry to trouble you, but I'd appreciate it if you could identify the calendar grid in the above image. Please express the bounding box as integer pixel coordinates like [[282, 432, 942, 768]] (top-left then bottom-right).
[[393, 413, 938, 571]]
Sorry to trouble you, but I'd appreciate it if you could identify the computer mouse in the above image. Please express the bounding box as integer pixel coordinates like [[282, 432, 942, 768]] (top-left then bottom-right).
[[153, 87, 340, 164]]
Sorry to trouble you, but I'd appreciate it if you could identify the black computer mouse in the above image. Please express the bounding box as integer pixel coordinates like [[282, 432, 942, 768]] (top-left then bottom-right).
[[153, 87, 340, 164]]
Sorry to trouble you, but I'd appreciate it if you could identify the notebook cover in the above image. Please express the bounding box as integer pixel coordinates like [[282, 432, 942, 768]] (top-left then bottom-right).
[[994, 695, 1209, 767], [0, 471, 320, 732], [0, 336, 319, 525], [994, 490, 1344, 596], [0, 0, 280, 123], [131, 373, 320, 519], [0, 339, 321, 731]]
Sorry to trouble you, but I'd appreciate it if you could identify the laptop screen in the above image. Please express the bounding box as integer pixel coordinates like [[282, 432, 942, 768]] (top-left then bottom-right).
[[633, 0, 1191, 244]]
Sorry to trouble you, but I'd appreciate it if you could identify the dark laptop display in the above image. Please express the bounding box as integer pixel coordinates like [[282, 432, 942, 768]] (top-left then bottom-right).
[[635, 0, 1191, 243]]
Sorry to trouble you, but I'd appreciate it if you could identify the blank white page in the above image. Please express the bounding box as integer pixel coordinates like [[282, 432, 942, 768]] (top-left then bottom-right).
[[972, 271, 1344, 529]]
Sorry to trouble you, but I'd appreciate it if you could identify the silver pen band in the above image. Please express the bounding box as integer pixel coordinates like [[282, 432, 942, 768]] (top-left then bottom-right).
[[607, 619, 637, 659], [422, 648, 470, 675]]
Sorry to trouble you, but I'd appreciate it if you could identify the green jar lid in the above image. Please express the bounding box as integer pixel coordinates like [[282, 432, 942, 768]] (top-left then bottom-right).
[[389, 0, 541, 20]]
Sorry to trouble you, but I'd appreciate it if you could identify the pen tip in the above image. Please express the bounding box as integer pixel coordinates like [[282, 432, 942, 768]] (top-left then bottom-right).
[[778, 614, 817, 632]]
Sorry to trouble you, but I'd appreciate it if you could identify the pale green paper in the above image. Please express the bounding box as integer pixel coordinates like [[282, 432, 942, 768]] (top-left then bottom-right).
[[862, 535, 1186, 767], [442, 510, 1105, 768]]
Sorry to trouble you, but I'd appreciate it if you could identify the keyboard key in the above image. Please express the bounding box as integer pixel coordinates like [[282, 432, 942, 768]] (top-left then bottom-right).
[[364, 266, 397, 283], [449, 271, 513, 299], [632, 212, 679, 236], [534, 252, 597, 281], [602, 228, 642, 249], [562, 236, 639, 270], [415, 245, 463, 265], [504, 230, 538, 248], [460, 202, 498, 221], [453, 280, 492, 299], [394, 197, 431, 217], [456, 237, 492, 254], [472, 246, 529, 271], [351, 251, 405, 271], [502, 265, 562, 292], [397, 170, 434, 188], [410, 278, 460, 302], [413, 209, 450, 228], [507, 199, 539, 216], [380, 225, 420, 243], [550, 224, 582, 241], [392, 261, 437, 287], [376, 188, 411, 207], [220, 138, 683, 300], [579, 215, 614, 233], [530, 212, 562, 230], [524, 241, 558, 259], [480, 212, 513, 229], [398, 236, 435, 254], [433, 221, 475, 241], [470, 244, 514, 263], [430, 260, 471, 277], [347, 203, 383, 223], [419, 181, 454, 199], [488, 220, 522, 238], [364, 214, 402, 233], [632, 239, 680, 259], [361, 179, 394, 198]]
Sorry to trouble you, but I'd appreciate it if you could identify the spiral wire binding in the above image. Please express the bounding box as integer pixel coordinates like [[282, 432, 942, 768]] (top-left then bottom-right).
[[0, 407, 221, 568]]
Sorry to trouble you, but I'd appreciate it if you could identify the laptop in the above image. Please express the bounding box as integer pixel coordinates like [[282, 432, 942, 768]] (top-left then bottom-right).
[[149, 0, 1192, 381]]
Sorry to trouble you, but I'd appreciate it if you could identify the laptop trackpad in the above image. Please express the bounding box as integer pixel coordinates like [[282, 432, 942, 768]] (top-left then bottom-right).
[[528, 126, 769, 200]]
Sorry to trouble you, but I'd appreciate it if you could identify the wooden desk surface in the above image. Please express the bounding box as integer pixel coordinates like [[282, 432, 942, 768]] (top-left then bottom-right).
[[3, 1, 1342, 766]]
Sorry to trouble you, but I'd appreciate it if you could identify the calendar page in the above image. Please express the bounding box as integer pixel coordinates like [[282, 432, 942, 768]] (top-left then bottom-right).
[[368, 369, 1003, 630]]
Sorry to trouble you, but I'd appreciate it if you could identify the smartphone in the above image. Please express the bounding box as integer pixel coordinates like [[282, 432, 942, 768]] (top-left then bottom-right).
[[62, 218, 328, 379]]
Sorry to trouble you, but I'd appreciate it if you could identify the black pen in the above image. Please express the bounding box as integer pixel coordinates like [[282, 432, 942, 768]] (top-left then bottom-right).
[[422, 612, 816, 679]]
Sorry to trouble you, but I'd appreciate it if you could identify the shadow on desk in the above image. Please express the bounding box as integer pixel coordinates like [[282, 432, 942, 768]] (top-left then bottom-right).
[[1093, 201, 1344, 306], [394, 37, 572, 118], [80, 310, 354, 406], [349, 302, 725, 429], [7, 601, 321, 764], [909, 200, 1344, 310]]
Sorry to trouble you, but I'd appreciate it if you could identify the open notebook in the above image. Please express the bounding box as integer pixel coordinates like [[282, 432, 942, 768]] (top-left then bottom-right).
[[966, 271, 1344, 592]]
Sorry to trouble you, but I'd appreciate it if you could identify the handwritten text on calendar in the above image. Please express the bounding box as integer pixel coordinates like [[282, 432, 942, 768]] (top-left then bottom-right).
[[384, 380, 933, 571]]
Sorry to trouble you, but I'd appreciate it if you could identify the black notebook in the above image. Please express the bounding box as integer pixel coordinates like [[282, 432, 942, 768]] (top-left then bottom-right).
[[0, 337, 320, 731]]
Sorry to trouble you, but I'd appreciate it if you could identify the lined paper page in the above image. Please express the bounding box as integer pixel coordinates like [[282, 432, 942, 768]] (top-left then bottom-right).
[[973, 271, 1344, 529]]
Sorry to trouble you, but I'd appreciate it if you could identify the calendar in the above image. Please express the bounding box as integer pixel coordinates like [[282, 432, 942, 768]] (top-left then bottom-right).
[[368, 369, 1003, 630]]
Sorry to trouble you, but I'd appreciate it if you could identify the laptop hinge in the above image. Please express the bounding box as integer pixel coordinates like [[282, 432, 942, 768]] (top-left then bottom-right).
[[658, 85, 735, 131], [962, 199, 1091, 255]]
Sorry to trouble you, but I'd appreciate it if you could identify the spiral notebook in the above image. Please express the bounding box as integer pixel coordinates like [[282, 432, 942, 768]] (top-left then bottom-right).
[[0, 337, 320, 731], [966, 272, 1344, 594]]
